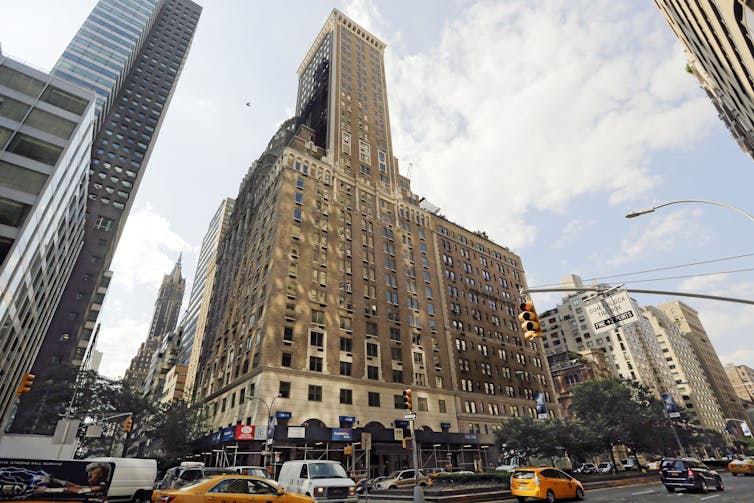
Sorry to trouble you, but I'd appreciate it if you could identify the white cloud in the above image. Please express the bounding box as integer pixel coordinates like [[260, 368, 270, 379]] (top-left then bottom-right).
[[95, 317, 151, 379], [552, 218, 597, 249], [607, 208, 710, 266], [110, 204, 190, 290], [367, 0, 717, 250], [720, 348, 754, 367]]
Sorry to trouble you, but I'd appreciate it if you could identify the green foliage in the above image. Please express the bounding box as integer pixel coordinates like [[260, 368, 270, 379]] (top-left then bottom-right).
[[140, 399, 210, 469]]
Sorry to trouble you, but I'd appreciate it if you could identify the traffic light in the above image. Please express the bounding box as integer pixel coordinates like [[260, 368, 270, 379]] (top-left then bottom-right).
[[344, 445, 353, 456], [123, 417, 133, 432], [16, 373, 35, 396], [519, 301, 542, 341], [402, 389, 413, 412]]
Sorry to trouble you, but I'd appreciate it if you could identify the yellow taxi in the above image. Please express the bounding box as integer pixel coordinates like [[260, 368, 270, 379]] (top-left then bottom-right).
[[152, 475, 313, 503], [510, 467, 584, 503], [728, 456, 754, 476]]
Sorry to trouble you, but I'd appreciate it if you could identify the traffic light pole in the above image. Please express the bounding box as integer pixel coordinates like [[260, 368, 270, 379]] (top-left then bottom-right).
[[409, 418, 425, 503]]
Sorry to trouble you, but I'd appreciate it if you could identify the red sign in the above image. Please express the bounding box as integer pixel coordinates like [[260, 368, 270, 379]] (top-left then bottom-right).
[[235, 424, 255, 440]]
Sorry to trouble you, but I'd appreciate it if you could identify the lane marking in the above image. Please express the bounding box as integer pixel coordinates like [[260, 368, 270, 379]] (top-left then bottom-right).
[[700, 495, 720, 500], [631, 489, 655, 495]]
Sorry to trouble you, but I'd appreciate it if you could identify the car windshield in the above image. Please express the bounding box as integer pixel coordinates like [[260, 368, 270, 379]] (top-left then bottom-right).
[[309, 463, 348, 479], [512, 471, 536, 479], [387, 471, 403, 479]]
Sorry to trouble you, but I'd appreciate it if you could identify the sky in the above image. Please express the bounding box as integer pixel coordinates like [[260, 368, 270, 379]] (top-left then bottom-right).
[[2, 0, 754, 379]]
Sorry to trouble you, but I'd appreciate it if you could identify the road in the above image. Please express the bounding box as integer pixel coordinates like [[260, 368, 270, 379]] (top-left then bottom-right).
[[359, 473, 754, 502], [583, 474, 753, 503]]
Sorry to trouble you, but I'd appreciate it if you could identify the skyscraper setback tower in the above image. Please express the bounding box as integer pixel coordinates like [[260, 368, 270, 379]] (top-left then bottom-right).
[[11, 0, 201, 434], [196, 10, 556, 470], [124, 257, 185, 389]]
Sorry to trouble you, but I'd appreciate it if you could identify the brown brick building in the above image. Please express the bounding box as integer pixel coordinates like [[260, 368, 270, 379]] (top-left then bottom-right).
[[194, 9, 556, 473]]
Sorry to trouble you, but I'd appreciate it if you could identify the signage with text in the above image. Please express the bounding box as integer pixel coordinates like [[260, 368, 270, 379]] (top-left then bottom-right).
[[331, 428, 353, 441], [585, 292, 635, 335], [0, 459, 115, 502], [234, 424, 255, 440]]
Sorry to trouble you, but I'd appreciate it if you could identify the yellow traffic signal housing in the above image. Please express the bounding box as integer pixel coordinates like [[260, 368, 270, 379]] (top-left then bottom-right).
[[402, 389, 413, 412], [344, 445, 353, 455], [123, 417, 133, 432], [16, 373, 35, 396], [519, 302, 542, 341]]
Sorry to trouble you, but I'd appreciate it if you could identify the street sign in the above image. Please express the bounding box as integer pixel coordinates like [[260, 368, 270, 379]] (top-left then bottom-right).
[[585, 291, 635, 334], [404, 412, 417, 420]]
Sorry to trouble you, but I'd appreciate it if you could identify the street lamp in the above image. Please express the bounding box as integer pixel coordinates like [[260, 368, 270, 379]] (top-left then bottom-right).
[[626, 199, 754, 223], [248, 393, 283, 471]]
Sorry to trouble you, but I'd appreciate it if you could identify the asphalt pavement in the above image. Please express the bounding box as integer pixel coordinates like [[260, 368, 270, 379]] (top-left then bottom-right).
[[583, 474, 753, 503], [359, 472, 754, 503]]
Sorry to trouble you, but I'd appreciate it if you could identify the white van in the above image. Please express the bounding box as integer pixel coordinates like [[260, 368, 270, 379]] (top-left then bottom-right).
[[87, 457, 157, 503], [276, 460, 356, 502]]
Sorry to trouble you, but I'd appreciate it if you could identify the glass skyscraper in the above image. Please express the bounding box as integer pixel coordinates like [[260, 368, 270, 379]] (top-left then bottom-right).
[[0, 53, 96, 430], [10, 0, 202, 434]]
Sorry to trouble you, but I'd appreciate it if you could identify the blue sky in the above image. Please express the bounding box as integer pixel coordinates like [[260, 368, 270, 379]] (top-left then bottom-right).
[[2, 0, 753, 378]]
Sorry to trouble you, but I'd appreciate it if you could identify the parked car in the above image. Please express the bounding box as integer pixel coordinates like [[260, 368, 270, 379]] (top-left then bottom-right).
[[510, 467, 584, 502], [660, 458, 724, 493], [276, 460, 356, 502], [728, 456, 754, 476], [152, 474, 312, 503], [621, 458, 644, 471], [354, 476, 386, 494], [596, 462, 615, 474], [375, 469, 428, 489], [573, 463, 597, 474]]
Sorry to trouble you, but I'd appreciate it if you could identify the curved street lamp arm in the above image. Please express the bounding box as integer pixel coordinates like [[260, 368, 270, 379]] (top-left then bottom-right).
[[654, 199, 754, 223]]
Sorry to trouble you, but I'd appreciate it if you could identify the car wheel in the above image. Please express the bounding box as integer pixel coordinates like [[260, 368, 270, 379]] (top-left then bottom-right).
[[716, 476, 724, 491], [131, 492, 150, 503], [389, 485, 397, 490], [731, 472, 738, 477], [665, 486, 674, 493], [546, 489, 556, 503], [516, 497, 527, 502], [699, 478, 708, 494], [575, 487, 584, 500]]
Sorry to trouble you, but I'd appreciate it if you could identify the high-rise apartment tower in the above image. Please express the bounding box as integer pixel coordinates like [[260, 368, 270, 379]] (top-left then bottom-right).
[[194, 10, 556, 472]]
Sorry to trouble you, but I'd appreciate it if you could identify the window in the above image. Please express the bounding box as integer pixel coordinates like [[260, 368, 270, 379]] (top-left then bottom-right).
[[311, 310, 325, 325], [366, 342, 378, 357], [281, 352, 292, 367], [94, 216, 114, 231], [310, 331, 324, 347], [308, 385, 322, 401], [390, 327, 401, 342], [392, 369, 403, 383], [340, 388, 353, 404], [309, 356, 323, 372], [368, 392, 380, 407], [279, 381, 291, 398], [439, 399, 447, 413], [339, 361, 352, 376], [283, 326, 294, 342], [417, 397, 428, 411], [367, 365, 379, 380], [394, 395, 404, 409], [7, 133, 63, 165], [340, 337, 352, 352]]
